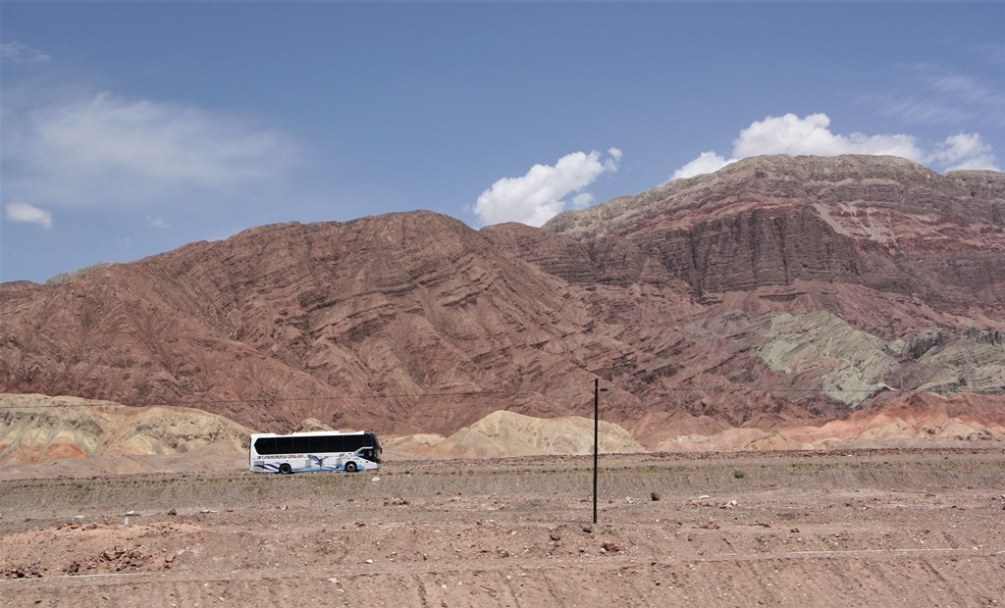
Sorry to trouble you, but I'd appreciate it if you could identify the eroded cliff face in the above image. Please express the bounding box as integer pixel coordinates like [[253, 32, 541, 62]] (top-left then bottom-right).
[[2, 156, 1003, 440], [537, 155, 1005, 309]]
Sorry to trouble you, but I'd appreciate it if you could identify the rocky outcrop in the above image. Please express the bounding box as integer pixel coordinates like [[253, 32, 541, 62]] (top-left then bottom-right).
[[541, 155, 1005, 309]]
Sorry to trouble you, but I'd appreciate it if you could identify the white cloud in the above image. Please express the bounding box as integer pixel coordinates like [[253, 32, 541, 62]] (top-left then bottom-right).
[[474, 148, 621, 226], [930, 133, 998, 171], [671, 151, 734, 180], [4, 202, 53, 230], [3, 92, 301, 208], [732, 113, 923, 160], [1, 42, 50, 63], [671, 112, 998, 180]]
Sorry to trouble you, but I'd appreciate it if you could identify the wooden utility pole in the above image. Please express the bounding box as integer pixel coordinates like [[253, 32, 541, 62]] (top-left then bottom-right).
[[593, 378, 607, 524]]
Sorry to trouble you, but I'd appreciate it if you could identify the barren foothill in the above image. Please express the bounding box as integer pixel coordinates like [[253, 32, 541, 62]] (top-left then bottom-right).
[[3, 449, 1005, 607]]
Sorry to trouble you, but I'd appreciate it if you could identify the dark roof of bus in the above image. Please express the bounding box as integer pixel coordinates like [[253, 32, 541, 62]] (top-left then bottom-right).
[[250, 431, 375, 438]]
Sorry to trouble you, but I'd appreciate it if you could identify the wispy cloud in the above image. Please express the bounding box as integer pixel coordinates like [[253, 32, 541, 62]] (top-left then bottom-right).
[[147, 215, 170, 229], [871, 96, 972, 125], [878, 63, 1005, 128], [672, 112, 998, 180], [4, 202, 53, 230], [1, 42, 50, 64], [475, 148, 622, 226], [984, 43, 1005, 65], [3, 92, 301, 209], [928, 72, 993, 104]]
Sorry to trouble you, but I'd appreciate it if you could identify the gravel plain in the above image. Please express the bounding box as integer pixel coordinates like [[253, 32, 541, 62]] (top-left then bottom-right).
[[3, 449, 1005, 607]]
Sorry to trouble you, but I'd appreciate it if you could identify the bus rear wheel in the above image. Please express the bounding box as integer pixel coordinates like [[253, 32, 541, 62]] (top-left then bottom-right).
[[279, 463, 292, 475], [344, 462, 358, 473]]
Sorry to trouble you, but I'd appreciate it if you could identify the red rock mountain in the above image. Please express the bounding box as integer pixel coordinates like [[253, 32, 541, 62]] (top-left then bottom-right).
[[2, 155, 1004, 444]]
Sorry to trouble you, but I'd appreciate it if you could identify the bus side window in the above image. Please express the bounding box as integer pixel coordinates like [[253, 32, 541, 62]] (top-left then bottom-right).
[[292, 436, 311, 453]]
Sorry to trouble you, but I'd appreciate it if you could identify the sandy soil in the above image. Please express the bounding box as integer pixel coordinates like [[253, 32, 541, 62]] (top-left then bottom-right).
[[3, 449, 1005, 607]]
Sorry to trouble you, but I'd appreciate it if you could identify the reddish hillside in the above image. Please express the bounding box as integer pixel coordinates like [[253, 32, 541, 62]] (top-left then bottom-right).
[[2, 155, 1004, 443], [1, 212, 616, 433], [534, 155, 1005, 312]]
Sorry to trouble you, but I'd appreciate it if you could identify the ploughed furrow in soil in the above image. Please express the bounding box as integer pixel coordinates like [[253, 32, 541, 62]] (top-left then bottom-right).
[[2, 449, 1005, 607], [4, 554, 1005, 608]]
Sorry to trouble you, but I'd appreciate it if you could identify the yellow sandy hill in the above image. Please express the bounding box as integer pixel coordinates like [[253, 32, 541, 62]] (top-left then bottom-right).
[[0, 393, 252, 466], [396, 410, 644, 458]]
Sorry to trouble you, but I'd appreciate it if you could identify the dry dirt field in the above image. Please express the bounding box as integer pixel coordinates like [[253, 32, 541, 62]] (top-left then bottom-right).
[[3, 449, 1005, 607]]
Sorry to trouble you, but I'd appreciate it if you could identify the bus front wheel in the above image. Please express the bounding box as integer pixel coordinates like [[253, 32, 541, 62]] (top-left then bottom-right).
[[279, 463, 292, 475], [344, 462, 358, 473]]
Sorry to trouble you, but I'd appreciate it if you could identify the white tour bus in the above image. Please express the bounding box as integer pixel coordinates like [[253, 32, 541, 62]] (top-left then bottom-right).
[[249, 430, 382, 474]]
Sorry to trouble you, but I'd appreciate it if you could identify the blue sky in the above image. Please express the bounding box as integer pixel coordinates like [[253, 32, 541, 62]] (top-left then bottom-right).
[[2, 2, 1003, 283]]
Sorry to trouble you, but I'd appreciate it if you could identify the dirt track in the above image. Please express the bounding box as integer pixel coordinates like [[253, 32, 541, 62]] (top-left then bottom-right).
[[3, 449, 1005, 607]]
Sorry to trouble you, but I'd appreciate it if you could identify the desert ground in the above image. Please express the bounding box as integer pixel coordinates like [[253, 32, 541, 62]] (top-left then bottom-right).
[[3, 449, 1005, 607]]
